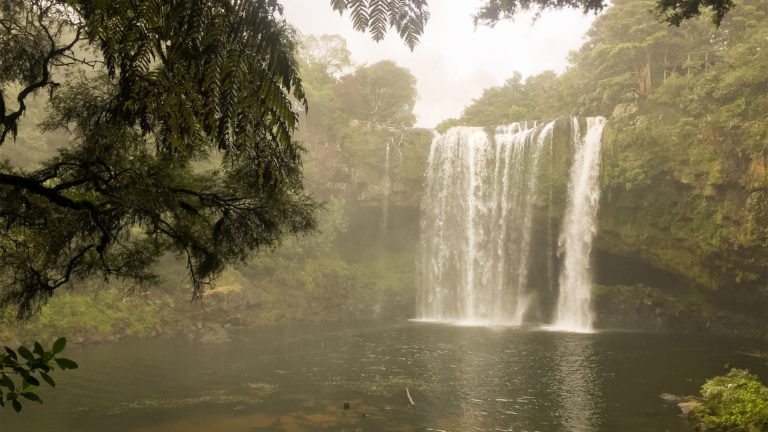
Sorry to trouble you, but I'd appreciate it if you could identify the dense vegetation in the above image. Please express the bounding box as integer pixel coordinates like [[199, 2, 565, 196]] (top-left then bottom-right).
[[689, 369, 768, 432], [1, 0, 764, 345], [0, 0, 318, 319], [438, 0, 768, 334], [0, 32, 430, 345]]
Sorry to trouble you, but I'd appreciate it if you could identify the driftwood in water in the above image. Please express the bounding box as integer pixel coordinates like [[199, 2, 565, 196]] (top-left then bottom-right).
[[406, 387, 415, 405]]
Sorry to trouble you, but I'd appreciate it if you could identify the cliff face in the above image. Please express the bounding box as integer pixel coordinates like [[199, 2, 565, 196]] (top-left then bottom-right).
[[408, 116, 765, 333], [596, 115, 767, 316]]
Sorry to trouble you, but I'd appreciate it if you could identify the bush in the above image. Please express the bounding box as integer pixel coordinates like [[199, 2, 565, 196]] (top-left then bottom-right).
[[692, 369, 768, 432]]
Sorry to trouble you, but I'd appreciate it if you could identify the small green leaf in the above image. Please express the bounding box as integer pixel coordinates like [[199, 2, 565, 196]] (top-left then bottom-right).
[[17, 346, 34, 361], [33, 342, 44, 356], [20, 392, 42, 403], [40, 372, 55, 388], [51, 338, 66, 355], [54, 358, 78, 370], [12, 399, 21, 412]]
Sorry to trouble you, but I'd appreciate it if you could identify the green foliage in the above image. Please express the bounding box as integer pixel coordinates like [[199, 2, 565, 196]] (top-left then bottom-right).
[[0, 338, 77, 412], [336, 60, 417, 128], [329, 0, 429, 49], [233, 199, 415, 323], [26, 288, 168, 342], [692, 369, 768, 432], [473, 0, 733, 26], [0, 0, 317, 318], [296, 36, 428, 203], [446, 0, 768, 297], [326, 0, 732, 51]]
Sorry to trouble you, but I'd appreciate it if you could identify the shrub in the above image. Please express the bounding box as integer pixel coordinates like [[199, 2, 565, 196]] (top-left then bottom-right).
[[692, 369, 768, 432]]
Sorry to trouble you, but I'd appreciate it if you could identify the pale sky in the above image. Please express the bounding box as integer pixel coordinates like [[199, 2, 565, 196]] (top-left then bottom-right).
[[281, 1, 596, 128]]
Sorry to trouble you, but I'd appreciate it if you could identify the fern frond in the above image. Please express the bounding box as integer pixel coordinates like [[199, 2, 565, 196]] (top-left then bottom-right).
[[329, 0, 428, 49]]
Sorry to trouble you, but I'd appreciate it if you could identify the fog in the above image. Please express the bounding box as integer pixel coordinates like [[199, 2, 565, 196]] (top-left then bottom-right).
[[1, 1, 766, 431]]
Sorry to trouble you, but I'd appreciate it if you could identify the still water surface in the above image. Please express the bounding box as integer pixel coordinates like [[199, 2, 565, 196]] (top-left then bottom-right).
[[2, 321, 766, 431]]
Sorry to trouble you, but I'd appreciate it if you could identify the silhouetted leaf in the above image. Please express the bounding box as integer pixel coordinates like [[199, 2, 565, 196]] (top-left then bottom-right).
[[3, 347, 16, 360], [1, 374, 14, 392], [22, 376, 40, 387], [20, 392, 42, 403], [51, 338, 66, 355], [40, 372, 55, 388], [17, 346, 33, 362], [54, 358, 78, 370]]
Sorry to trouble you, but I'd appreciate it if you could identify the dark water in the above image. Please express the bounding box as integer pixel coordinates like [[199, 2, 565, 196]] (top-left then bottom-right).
[[2, 322, 766, 431]]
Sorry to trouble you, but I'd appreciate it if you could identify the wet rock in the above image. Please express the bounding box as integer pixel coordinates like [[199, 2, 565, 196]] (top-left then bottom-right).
[[678, 400, 702, 416], [199, 323, 230, 343], [659, 393, 680, 403]]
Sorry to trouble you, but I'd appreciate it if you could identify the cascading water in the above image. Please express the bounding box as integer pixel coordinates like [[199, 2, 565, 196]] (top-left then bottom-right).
[[551, 117, 607, 332], [417, 117, 606, 331], [417, 121, 555, 324], [381, 136, 392, 234]]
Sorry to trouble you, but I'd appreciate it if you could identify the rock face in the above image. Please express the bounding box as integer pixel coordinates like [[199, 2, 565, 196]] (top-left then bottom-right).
[[412, 116, 766, 335], [594, 117, 767, 334]]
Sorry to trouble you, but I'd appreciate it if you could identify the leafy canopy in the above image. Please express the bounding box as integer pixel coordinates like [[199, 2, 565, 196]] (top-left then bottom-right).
[[0, 0, 317, 318]]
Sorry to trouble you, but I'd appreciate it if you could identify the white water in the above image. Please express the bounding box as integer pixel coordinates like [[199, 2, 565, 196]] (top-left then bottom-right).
[[418, 121, 555, 325], [551, 117, 606, 332], [381, 136, 392, 234], [418, 117, 606, 331]]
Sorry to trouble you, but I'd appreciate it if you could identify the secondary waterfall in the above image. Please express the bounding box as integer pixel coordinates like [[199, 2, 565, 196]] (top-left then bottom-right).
[[551, 116, 607, 332], [417, 117, 606, 330]]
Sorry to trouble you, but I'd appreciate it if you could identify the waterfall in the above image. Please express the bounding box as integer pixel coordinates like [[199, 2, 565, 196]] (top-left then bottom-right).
[[381, 136, 392, 234], [417, 116, 606, 331], [417, 121, 555, 324], [551, 117, 606, 332]]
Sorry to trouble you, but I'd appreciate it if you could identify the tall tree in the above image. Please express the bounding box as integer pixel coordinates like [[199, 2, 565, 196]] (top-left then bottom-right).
[[336, 60, 417, 128]]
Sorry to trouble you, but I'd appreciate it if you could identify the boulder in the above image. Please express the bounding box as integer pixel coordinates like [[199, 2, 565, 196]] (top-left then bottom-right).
[[678, 400, 702, 416]]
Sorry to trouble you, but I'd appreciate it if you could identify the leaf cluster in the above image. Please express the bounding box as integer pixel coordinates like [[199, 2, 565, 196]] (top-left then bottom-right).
[[329, 0, 429, 50], [692, 369, 768, 432], [0, 337, 77, 412]]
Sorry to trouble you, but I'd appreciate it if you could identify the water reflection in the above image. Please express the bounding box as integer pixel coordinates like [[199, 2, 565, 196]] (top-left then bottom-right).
[[553, 333, 600, 431], [421, 327, 602, 431], [1, 322, 763, 432]]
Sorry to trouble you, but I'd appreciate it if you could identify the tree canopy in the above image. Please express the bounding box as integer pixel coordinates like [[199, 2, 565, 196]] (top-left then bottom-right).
[[0, 0, 317, 318]]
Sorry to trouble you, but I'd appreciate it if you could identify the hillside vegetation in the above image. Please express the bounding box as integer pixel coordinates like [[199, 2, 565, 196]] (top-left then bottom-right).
[[438, 0, 768, 333]]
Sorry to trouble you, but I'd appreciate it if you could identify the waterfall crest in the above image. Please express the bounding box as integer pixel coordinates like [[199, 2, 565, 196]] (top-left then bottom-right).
[[417, 117, 606, 331]]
